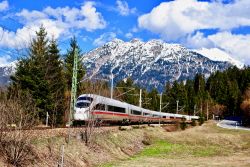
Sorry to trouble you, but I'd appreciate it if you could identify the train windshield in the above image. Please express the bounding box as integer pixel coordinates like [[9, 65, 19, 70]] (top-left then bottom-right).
[[76, 102, 90, 108], [77, 97, 93, 102]]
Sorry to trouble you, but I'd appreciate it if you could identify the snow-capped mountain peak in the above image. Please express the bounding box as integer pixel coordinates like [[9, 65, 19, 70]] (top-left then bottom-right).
[[82, 38, 234, 91]]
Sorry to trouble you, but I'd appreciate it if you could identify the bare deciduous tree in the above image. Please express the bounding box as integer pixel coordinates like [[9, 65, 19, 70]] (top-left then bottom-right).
[[0, 90, 39, 166]]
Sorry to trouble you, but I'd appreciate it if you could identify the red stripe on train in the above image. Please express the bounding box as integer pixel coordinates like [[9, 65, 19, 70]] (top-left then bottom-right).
[[92, 110, 129, 117], [91, 110, 168, 120]]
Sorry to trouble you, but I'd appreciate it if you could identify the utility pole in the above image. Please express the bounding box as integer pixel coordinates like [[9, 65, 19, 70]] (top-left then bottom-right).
[[207, 101, 209, 121], [194, 104, 196, 116], [110, 72, 114, 99], [60, 144, 64, 167], [176, 100, 179, 114], [46, 112, 49, 127], [139, 89, 142, 108], [159, 93, 162, 125], [68, 47, 78, 141]]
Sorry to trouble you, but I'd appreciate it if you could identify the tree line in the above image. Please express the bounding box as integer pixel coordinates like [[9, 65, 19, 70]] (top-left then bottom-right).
[[111, 67, 250, 125], [1, 25, 250, 127]]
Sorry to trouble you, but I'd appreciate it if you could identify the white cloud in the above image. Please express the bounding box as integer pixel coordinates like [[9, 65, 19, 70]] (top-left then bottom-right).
[[185, 32, 214, 49], [138, 0, 250, 40], [93, 32, 116, 46], [17, 1, 106, 32], [184, 31, 250, 65], [116, 0, 136, 16], [0, 26, 35, 48], [0, 55, 11, 66], [195, 47, 244, 68], [0, 0, 8, 11], [208, 32, 250, 65], [125, 32, 133, 39], [0, 2, 107, 48]]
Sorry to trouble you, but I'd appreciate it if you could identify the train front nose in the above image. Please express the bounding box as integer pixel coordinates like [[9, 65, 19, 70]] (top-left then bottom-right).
[[74, 108, 89, 120], [73, 101, 91, 121]]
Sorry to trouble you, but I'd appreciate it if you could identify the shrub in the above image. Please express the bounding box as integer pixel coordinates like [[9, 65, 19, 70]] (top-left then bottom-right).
[[180, 122, 187, 130], [198, 116, 205, 126], [191, 119, 196, 126]]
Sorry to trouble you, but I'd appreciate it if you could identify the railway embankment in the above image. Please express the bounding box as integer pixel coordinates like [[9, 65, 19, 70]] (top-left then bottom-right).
[[1, 122, 249, 167]]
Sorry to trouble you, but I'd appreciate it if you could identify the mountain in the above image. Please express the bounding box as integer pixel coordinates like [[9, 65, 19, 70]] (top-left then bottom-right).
[[0, 61, 16, 86], [0, 39, 243, 90], [82, 38, 236, 91]]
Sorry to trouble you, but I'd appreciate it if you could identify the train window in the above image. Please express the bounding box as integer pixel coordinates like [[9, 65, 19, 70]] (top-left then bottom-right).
[[77, 97, 93, 102], [143, 113, 150, 116], [163, 116, 166, 118], [108, 105, 125, 113], [131, 110, 141, 115], [76, 102, 90, 108], [94, 103, 105, 110]]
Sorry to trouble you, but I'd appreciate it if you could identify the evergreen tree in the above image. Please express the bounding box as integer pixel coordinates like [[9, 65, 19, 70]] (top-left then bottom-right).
[[64, 37, 85, 92], [11, 26, 67, 126], [11, 26, 50, 121], [46, 38, 66, 125], [185, 80, 196, 115], [116, 77, 139, 105], [147, 88, 159, 111]]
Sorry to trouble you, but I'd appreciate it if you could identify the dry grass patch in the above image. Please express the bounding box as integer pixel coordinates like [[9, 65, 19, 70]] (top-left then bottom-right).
[[103, 121, 250, 167]]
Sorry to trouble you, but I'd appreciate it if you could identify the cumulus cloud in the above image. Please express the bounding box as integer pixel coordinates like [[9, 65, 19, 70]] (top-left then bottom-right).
[[184, 32, 214, 49], [183, 31, 250, 65], [138, 0, 250, 40], [0, 1, 106, 48], [0, 0, 8, 11], [116, 0, 136, 16], [93, 32, 116, 46], [208, 32, 250, 65]]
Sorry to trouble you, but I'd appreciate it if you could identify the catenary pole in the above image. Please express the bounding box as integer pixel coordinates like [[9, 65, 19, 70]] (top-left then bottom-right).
[[159, 93, 162, 125], [68, 47, 78, 140], [139, 89, 142, 108]]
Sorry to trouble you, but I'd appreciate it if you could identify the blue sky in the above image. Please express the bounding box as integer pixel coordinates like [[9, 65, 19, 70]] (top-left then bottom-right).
[[0, 0, 250, 65]]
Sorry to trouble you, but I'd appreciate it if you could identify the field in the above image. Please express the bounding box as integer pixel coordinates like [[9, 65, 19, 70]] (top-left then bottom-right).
[[102, 121, 250, 167], [0, 121, 249, 167]]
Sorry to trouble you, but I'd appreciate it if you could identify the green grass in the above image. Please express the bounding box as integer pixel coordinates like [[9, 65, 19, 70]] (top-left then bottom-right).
[[101, 140, 223, 167], [133, 140, 221, 158], [134, 140, 175, 157]]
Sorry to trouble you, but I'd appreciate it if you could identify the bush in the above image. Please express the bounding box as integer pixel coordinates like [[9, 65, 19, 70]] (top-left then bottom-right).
[[191, 119, 196, 126], [198, 116, 205, 126], [180, 122, 187, 130], [0, 90, 38, 166]]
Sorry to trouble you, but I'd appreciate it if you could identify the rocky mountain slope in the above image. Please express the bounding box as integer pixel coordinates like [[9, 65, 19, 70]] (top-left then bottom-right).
[[82, 38, 236, 91], [0, 61, 16, 86]]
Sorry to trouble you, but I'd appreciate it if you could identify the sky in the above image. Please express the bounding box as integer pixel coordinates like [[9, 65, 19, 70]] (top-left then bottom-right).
[[0, 0, 250, 66]]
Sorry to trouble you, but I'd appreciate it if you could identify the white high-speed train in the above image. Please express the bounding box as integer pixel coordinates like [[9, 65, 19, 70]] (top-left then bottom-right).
[[73, 94, 199, 124]]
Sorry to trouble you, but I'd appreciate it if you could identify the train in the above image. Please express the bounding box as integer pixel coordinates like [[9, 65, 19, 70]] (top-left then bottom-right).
[[73, 94, 199, 125]]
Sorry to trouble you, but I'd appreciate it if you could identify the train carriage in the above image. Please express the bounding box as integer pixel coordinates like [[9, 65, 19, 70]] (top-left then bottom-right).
[[73, 94, 199, 125]]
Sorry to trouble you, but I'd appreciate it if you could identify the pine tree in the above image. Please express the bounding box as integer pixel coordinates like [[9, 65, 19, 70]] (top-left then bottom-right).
[[185, 80, 196, 115], [64, 37, 85, 92], [147, 88, 159, 111], [11, 25, 50, 121], [11, 26, 67, 126], [46, 38, 66, 125], [116, 77, 139, 105]]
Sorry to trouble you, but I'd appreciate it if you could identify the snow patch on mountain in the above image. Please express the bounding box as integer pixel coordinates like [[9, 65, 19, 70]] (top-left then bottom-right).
[[194, 48, 244, 69]]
